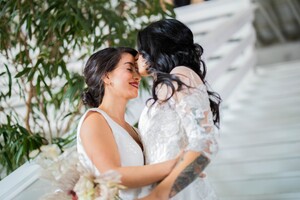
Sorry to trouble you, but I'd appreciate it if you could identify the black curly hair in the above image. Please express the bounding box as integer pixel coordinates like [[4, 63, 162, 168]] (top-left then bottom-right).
[[137, 19, 221, 127]]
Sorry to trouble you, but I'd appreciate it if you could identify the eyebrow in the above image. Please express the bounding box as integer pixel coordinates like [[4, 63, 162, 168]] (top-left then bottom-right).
[[123, 62, 135, 66]]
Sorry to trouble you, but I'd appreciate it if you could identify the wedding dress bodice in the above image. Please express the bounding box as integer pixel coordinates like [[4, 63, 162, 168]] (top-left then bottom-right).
[[138, 66, 219, 199], [77, 108, 144, 199]]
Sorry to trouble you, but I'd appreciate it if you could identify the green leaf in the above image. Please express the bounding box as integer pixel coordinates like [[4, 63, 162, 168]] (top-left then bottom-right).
[[36, 75, 41, 95], [26, 15, 32, 39], [38, 72, 53, 98], [18, 125, 30, 136], [62, 112, 72, 119], [15, 141, 26, 165], [3, 64, 12, 97], [27, 66, 36, 81], [15, 67, 31, 78], [60, 61, 70, 82]]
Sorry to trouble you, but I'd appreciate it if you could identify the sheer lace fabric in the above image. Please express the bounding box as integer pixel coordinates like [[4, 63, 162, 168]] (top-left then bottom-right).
[[173, 83, 218, 159], [138, 66, 219, 199]]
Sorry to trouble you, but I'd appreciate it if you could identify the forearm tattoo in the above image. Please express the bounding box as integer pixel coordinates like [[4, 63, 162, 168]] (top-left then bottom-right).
[[169, 154, 210, 198]]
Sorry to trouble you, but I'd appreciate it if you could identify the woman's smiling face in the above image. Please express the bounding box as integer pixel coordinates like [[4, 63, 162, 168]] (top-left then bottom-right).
[[105, 52, 141, 100]]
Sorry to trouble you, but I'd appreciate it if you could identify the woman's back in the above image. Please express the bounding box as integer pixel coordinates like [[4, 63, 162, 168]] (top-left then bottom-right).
[[138, 66, 218, 199]]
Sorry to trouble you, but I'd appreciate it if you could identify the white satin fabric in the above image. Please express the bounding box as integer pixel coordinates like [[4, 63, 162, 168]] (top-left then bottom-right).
[[77, 108, 144, 200]]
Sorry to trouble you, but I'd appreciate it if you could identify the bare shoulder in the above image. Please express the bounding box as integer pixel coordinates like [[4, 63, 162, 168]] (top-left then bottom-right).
[[80, 111, 111, 140], [79, 110, 120, 171], [170, 66, 203, 87]]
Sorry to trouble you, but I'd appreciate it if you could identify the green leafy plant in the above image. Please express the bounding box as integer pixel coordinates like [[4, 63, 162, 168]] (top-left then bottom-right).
[[0, 0, 175, 179], [0, 115, 46, 177]]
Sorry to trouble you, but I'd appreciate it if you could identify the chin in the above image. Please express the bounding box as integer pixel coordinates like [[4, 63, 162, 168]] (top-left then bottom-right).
[[126, 93, 138, 100], [133, 93, 139, 98]]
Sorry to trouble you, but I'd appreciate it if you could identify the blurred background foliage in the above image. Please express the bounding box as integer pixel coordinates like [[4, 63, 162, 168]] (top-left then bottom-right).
[[0, 0, 175, 179]]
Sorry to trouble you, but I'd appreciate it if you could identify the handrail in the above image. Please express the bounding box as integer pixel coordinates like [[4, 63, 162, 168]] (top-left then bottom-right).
[[0, 162, 41, 200]]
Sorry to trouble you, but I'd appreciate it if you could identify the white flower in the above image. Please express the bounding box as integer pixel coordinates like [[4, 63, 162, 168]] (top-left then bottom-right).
[[55, 167, 79, 192], [74, 175, 96, 200], [95, 170, 125, 200], [29, 149, 40, 158], [38, 145, 124, 200], [40, 144, 61, 160], [98, 184, 110, 200]]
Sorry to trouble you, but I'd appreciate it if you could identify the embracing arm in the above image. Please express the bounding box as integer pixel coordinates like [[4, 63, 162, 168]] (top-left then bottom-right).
[[139, 151, 209, 200], [169, 152, 210, 197], [80, 112, 177, 188], [111, 159, 177, 188]]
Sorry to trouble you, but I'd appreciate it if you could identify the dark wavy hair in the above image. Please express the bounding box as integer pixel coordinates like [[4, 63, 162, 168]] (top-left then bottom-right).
[[81, 47, 138, 107], [137, 19, 221, 128]]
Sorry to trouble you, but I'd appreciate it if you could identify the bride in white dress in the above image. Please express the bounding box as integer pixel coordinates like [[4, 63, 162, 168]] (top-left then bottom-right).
[[136, 19, 222, 200], [76, 47, 178, 200]]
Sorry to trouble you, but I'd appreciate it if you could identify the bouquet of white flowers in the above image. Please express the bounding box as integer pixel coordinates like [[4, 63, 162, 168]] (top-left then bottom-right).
[[30, 144, 125, 200]]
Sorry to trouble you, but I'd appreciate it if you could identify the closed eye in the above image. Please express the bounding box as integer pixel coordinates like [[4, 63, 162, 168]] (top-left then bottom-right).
[[126, 66, 139, 73], [124, 62, 139, 74]]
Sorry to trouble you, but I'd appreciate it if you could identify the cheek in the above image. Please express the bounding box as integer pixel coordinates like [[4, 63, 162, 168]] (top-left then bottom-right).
[[138, 66, 148, 76], [114, 75, 129, 85], [137, 60, 149, 76]]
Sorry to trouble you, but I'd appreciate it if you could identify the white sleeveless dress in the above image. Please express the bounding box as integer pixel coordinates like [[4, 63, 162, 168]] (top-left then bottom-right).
[[77, 108, 144, 200], [138, 68, 219, 199]]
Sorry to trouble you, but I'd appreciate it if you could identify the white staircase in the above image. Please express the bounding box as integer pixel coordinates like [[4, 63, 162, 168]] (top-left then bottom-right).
[[207, 60, 300, 200]]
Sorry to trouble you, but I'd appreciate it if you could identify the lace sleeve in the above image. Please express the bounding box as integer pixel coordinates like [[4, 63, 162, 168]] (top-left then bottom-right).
[[171, 67, 219, 159]]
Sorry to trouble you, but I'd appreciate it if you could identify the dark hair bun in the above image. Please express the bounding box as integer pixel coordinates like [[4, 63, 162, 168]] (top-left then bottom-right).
[[81, 89, 99, 108]]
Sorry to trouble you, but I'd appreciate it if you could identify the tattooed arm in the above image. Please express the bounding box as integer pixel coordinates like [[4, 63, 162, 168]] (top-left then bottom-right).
[[138, 151, 210, 200], [169, 152, 210, 197]]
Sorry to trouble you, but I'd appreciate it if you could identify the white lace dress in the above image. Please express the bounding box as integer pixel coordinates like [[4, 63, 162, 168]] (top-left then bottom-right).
[[138, 67, 219, 199], [77, 108, 144, 200]]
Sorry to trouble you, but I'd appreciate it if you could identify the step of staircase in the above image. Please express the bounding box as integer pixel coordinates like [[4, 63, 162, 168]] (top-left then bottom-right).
[[206, 61, 300, 199]]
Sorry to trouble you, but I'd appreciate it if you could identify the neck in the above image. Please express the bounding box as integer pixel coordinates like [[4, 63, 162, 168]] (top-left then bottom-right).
[[98, 95, 127, 123]]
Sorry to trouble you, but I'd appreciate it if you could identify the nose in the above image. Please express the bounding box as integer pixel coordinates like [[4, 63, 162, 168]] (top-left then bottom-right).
[[133, 69, 141, 81]]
